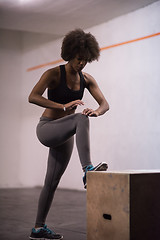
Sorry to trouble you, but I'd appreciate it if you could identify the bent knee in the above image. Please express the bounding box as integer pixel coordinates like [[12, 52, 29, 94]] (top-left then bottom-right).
[[76, 113, 89, 123]]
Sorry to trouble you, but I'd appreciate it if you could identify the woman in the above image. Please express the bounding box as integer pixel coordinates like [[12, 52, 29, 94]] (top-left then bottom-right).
[[29, 29, 109, 240]]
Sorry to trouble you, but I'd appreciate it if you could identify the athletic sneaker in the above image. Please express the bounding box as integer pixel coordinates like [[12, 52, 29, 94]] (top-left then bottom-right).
[[29, 224, 63, 239], [83, 162, 108, 189]]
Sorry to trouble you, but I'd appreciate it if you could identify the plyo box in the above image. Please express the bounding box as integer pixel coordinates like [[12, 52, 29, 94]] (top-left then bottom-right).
[[87, 171, 160, 240]]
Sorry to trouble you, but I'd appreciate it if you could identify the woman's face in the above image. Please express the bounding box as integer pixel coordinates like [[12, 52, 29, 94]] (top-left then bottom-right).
[[70, 55, 87, 72]]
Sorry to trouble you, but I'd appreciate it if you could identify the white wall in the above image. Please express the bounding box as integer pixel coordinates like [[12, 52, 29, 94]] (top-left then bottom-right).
[[0, 29, 22, 187], [0, 1, 160, 189], [84, 0, 160, 172]]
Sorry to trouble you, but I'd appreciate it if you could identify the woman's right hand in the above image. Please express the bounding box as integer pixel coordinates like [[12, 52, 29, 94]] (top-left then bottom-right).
[[64, 100, 84, 111]]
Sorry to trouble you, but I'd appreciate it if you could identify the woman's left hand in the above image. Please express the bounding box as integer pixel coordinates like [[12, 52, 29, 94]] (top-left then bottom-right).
[[82, 108, 99, 117]]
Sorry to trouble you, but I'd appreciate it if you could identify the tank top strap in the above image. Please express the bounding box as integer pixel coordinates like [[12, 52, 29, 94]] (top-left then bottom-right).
[[59, 65, 66, 84], [60, 64, 86, 89], [79, 71, 87, 88]]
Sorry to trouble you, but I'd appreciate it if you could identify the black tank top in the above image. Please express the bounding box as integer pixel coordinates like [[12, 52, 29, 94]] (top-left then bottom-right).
[[48, 65, 86, 104]]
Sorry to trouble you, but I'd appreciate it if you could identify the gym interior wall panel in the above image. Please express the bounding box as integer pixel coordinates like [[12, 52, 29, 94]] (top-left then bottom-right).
[[0, 29, 22, 187], [0, 1, 159, 189]]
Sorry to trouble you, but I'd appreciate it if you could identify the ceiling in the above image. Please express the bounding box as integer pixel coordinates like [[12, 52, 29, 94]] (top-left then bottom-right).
[[0, 0, 158, 39]]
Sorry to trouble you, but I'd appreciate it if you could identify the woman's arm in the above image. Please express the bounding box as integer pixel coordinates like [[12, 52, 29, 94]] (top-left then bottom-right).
[[28, 68, 64, 110], [28, 67, 84, 111], [82, 73, 109, 117]]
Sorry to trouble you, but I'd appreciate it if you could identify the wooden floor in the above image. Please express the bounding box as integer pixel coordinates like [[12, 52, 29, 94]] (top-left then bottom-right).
[[0, 188, 86, 240]]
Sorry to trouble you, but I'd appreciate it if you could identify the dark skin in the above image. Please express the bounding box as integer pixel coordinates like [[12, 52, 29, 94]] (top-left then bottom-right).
[[28, 55, 109, 119]]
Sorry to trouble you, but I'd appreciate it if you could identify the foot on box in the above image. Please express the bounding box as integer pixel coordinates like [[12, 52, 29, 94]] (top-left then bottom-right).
[[83, 162, 108, 189]]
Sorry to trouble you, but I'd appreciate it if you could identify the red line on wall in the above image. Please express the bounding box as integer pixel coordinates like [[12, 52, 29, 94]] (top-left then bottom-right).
[[27, 32, 160, 72], [100, 32, 160, 51]]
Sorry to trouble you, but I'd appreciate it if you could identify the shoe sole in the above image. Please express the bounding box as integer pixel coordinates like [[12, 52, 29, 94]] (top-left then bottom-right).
[[84, 162, 108, 189], [94, 162, 108, 171], [29, 236, 63, 240]]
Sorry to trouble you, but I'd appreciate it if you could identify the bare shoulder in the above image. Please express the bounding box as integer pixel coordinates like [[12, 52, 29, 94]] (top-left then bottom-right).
[[82, 71, 97, 87], [43, 66, 60, 81], [42, 66, 61, 88]]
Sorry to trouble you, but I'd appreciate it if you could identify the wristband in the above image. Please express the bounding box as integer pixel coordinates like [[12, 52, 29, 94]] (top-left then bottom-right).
[[63, 105, 66, 111]]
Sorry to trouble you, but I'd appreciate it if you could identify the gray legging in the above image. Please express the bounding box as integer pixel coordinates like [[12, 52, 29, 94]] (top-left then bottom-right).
[[35, 113, 92, 227]]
